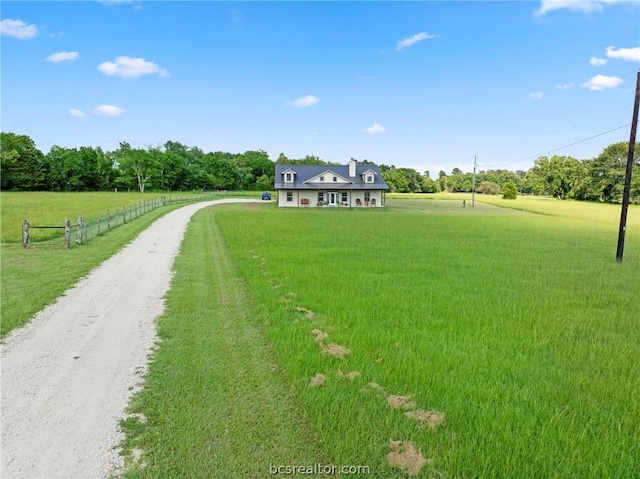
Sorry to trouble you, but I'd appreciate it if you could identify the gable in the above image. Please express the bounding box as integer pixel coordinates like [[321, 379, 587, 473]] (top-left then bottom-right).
[[360, 169, 377, 184], [304, 169, 353, 185]]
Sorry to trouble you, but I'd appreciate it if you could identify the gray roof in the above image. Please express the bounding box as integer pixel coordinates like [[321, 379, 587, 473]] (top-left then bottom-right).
[[274, 164, 389, 190]]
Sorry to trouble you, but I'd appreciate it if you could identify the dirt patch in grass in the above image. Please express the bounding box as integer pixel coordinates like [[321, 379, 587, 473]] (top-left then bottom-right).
[[321, 343, 350, 359], [364, 382, 386, 393], [387, 440, 429, 476], [405, 410, 445, 430], [387, 395, 416, 410], [337, 370, 360, 381], [311, 329, 328, 342], [295, 306, 316, 319], [309, 373, 325, 387]]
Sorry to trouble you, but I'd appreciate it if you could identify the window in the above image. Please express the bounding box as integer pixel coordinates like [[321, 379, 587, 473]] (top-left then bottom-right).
[[285, 172, 292, 182], [286, 192, 293, 202], [318, 192, 324, 203], [366, 174, 373, 183], [341, 192, 348, 203], [320, 176, 324, 182], [364, 191, 370, 202], [333, 176, 337, 182]]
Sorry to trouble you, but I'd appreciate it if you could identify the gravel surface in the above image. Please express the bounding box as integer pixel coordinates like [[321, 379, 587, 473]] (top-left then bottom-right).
[[1, 199, 262, 479]]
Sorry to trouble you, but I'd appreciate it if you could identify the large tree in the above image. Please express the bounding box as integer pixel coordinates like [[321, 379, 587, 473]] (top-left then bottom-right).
[[589, 142, 640, 203], [0, 132, 48, 190], [116, 142, 160, 193]]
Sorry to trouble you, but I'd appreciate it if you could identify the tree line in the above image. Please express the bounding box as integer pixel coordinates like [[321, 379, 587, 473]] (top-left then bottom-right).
[[379, 141, 639, 204], [1, 132, 637, 204]]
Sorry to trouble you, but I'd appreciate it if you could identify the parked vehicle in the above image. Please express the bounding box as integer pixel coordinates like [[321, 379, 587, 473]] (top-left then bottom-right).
[[261, 192, 271, 200]]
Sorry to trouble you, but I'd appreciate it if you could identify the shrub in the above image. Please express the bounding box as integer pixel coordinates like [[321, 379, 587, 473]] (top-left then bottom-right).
[[502, 181, 518, 199], [476, 181, 502, 195]]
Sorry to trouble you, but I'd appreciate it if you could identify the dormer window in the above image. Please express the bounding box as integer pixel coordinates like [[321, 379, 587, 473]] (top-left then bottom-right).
[[285, 172, 293, 182], [366, 174, 373, 183]]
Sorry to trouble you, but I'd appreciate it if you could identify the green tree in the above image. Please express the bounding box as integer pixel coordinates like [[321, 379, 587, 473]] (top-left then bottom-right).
[[530, 155, 586, 199], [238, 150, 274, 190], [589, 142, 640, 203], [382, 169, 410, 192], [46, 145, 106, 191], [116, 143, 160, 193], [46, 146, 84, 191], [0, 132, 48, 190], [421, 173, 437, 193], [502, 181, 517, 199], [201, 152, 236, 190], [95, 149, 120, 191]]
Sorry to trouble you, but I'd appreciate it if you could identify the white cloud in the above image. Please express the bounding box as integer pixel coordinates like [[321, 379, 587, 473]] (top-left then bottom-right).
[[68, 108, 85, 118], [396, 32, 437, 51], [581, 74, 624, 90], [291, 95, 319, 108], [535, 0, 634, 16], [0, 19, 38, 39], [529, 92, 544, 100], [606, 46, 640, 62], [93, 105, 124, 116], [363, 123, 387, 134], [46, 51, 80, 63], [556, 83, 575, 89], [97, 56, 168, 79], [589, 57, 608, 66]]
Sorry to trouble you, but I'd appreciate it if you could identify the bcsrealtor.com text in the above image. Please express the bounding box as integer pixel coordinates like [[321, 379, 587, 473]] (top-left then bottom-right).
[[269, 463, 370, 475]]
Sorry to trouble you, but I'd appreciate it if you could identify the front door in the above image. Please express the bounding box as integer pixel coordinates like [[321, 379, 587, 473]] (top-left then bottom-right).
[[329, 192, 338, 206]]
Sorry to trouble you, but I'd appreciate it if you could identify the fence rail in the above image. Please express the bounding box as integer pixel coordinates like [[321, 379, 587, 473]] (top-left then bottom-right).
[[20, 192, 245, 249]]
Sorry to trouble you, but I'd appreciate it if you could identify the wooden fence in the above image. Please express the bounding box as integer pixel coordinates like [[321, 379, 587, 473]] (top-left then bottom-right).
[[20, 192, 239, 249]]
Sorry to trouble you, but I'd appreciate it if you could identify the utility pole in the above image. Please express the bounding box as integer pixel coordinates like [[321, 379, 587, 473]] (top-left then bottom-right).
[[616, 71, 640, 263], [471, 155, 477, 207]]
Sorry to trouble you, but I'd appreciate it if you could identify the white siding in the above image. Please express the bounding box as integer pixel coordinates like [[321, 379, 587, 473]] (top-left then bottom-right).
[[277, 189, 384, 207]]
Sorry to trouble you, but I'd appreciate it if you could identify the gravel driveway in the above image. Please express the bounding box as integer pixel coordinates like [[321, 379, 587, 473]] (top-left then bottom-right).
[[1, 199, 262, 479]]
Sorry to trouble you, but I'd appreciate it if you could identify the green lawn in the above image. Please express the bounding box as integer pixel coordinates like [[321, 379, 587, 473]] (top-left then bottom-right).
[[207, 199, 638, 477]]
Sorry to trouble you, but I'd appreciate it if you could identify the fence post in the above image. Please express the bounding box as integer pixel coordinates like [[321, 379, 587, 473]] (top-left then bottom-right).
[[107, 210, 111, 231], [76, 217, 82, 244], [64, 219, 71, 249], [83, 217, 88, 242], [22, 220, 30, 248], [122, 207, 126, 224], [115, 209, 119, 227]]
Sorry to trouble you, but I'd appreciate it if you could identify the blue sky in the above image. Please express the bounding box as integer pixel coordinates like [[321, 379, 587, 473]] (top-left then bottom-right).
[[2, 1, 639, 176]]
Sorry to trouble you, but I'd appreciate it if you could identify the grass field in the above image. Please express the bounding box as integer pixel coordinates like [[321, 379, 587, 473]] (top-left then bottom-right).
[[0, 191, 265, 243], [2, 193, 638, 477], [0, 191, 169, 243], [121, 197, 639, 478]]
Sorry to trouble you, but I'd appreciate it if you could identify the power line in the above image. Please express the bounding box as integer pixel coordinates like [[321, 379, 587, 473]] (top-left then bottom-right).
[[491, 68, 640, 169], [493, 123, 633, 168]]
